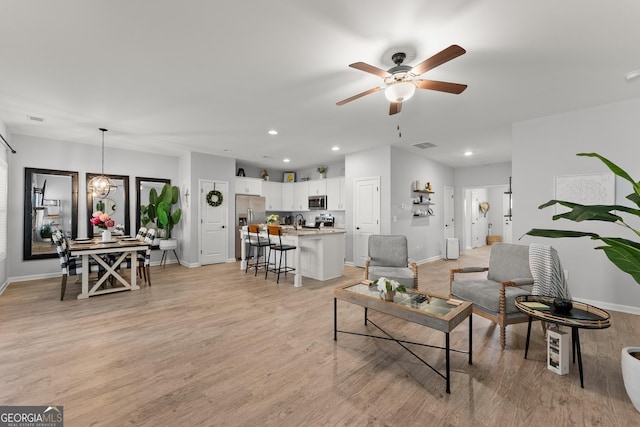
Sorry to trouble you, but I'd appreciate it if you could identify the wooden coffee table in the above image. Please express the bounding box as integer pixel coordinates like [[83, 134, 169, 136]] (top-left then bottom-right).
[[334, 281, 473, 394], [515, 295, 611, 388]]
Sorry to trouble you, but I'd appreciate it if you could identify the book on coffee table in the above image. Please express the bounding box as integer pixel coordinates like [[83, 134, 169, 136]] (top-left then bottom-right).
[[521, 301, 550, 310]]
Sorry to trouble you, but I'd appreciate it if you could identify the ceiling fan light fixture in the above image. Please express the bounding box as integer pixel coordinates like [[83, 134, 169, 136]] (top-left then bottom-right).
[[385, 81, 416, 103]]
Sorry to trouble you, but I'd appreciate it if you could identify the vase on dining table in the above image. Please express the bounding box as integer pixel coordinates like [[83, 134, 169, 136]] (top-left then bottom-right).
[[101, 229, 111, 242]]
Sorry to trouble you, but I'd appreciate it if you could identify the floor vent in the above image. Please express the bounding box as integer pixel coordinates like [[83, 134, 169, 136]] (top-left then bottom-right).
[[413, 141, 437, 149]]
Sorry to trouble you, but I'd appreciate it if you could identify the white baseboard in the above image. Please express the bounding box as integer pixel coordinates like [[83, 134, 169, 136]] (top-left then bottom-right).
[[8, 272, 60, 283], [414, 256, 441, 265], [573, 297, 640, 316]]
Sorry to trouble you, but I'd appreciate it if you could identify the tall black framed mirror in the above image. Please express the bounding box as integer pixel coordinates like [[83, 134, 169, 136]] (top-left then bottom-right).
[[23, 167, 78, 260], [135, 177, 171, 233], [86, 173, 130, 237]]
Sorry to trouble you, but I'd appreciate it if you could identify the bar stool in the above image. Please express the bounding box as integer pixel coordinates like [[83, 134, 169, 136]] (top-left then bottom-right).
[[245, 224, 270, 276], [265, 225, 296, 284]]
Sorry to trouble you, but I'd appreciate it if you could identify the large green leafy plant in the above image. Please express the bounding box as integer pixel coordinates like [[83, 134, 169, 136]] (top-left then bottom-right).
[[156, 184, 182, 239], [526, 153, 640, 284]]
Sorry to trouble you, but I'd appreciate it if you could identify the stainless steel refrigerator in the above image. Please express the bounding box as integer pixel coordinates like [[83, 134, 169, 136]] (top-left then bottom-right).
[[235, 195, 266, 260]]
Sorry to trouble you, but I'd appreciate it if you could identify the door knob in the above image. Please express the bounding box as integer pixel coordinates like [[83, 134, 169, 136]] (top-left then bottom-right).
[[356, 227, 360, 230]]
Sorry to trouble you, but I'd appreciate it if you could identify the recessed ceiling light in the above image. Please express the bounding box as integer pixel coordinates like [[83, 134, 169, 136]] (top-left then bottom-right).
[[464, 151, 473, 156], [331, 146, 340, 151], [268, 129, 278, 135], [625, 70, 640, 81], [283, 158, 290, 163]]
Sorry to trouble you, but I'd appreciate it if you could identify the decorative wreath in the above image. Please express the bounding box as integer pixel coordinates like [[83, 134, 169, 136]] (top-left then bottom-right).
[[206, 190, 223, 207]]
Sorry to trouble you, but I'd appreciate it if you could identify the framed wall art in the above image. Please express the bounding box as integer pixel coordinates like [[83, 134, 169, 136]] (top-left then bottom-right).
[[284, 172, 296, 183]]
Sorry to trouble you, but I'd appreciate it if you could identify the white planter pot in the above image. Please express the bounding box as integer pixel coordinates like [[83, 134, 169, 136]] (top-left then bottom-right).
[[159, 239, 178, 250], [622, 347, 640, 412], [101, 229, 111, 242]]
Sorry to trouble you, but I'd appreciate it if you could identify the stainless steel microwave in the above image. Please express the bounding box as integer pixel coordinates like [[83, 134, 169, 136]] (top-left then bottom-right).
[[308, 195, 327, 210]]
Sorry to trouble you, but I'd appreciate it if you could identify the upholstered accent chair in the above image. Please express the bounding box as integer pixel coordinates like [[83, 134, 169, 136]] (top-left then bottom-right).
[[450, 243, 534, 349], [365, 235, 418, 290]]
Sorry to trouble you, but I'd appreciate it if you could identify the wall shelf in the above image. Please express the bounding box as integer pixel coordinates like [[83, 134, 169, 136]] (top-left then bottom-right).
[[412, 186, 434, 216]]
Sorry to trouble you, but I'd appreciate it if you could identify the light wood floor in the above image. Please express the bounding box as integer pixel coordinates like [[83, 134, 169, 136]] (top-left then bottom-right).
[[1, 247, 639, 426]]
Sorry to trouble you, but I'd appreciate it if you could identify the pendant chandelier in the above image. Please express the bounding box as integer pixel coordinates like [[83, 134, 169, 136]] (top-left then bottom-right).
[[87, 128, 117, 198]]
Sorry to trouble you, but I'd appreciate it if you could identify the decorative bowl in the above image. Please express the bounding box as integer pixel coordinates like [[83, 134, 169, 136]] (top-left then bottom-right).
[[553, 298, 573, 313]]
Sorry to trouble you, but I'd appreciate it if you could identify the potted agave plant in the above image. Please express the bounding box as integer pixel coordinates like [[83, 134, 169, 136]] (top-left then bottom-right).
[[525, 152, 640, 411]]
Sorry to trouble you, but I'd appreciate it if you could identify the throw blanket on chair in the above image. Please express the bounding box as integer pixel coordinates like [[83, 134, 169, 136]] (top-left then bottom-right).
[[529, 244, 570, 299]]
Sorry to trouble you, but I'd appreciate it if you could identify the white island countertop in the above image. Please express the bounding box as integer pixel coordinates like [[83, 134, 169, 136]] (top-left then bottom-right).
[[239, 227, 345, 286], [281, 227, 346, 236]]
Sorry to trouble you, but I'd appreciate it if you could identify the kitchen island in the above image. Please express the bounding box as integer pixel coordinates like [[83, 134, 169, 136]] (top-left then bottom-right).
[[239, 227, 346, 287]]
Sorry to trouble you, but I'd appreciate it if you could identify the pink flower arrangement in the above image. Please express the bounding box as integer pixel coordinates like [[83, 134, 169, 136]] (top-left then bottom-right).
[[90, 211, 115, 229]]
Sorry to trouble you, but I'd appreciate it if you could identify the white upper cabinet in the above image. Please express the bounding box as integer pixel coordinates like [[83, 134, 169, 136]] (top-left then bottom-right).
[[294, 181, 309, 211], [327, 177, 345, 210], [262, 181, 282, 211], [281, 183, 295, 211], [308, 179, 327, 196], [236, 177, 262, 195]]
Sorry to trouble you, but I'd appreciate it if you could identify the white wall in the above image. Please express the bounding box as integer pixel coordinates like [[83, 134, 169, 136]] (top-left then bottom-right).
[[514, 98, 640, 312], [390, 147, 454, 262], [454, 162, 512, 249], [7, 134, 179, 280], [187, 151, 236, 263], [345, 145, 391, 263], [0, 121, 8, 288]]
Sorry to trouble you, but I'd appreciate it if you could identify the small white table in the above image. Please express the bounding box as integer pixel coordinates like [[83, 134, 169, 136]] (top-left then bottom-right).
[[70, 240, 149, 299]]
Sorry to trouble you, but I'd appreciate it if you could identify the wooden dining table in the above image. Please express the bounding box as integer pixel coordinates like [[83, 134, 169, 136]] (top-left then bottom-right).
[[70, 237, 150, 299]]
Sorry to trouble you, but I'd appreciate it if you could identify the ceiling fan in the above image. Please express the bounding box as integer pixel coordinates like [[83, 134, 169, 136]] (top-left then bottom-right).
[[336, 44, 468, 115]]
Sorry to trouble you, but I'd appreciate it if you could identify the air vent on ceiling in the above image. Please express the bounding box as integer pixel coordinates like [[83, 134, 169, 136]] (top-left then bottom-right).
[[413, 142, 437, 150], [27, 115, 45, 122]]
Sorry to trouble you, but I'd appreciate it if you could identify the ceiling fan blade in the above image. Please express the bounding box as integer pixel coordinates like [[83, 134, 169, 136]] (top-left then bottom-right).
[[415, 79, 468, 94], [336, 86, 383, 106], [389, 102, 402, 115], [349, 62, 392, 78], [411, 44, 466, 76]]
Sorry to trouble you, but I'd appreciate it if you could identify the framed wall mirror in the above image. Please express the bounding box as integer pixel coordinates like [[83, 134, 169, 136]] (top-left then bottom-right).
[[23, 167, 78, 260], [136, 177, 171, 233], [86, 173, 130, 237]]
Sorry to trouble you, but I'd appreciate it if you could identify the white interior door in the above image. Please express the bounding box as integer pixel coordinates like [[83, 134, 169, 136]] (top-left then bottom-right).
[[503, 192, 513, 243], [200, 180, 228, 265], [470, 190, 481, 248], [443, 186, 455, 239], [354, 176, 380, 268]]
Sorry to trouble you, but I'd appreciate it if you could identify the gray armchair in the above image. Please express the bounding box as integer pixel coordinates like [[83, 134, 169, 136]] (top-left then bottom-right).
[[365, 235, 418, 290], [449, 243, 534, 349]]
